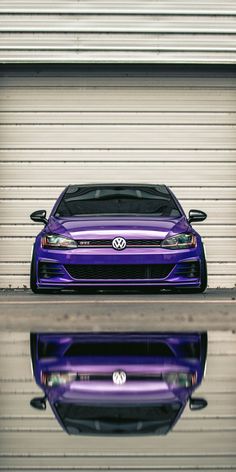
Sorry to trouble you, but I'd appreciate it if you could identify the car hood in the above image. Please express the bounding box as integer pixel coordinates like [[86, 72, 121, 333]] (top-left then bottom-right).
[[48, 382, 189, 405], [47, 216, 190, 240]]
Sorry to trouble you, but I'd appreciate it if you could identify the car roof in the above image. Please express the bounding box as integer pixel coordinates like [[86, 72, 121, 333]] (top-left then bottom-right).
[[65, 184, 169, 193], [67, 183, 166, 187]]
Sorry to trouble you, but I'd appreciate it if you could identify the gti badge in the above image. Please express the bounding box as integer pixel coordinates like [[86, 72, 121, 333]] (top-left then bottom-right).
[[112, 370, 127, 385], [112, 237, 127, 251]]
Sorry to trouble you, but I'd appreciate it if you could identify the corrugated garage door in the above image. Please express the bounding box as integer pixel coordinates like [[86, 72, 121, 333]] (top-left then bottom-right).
[[0, 65, 236, 289]]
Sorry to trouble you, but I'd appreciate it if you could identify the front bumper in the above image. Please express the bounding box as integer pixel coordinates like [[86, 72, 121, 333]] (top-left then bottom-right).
[[34, 242, 204, 289]]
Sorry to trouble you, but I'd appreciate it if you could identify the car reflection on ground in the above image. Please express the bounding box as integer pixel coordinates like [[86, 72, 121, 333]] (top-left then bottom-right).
[[30, 332, 208, 435]]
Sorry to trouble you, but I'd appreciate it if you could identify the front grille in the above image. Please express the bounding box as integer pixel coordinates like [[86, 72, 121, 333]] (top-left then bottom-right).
[[77, 239, 162, 247], [64, 264, 174, 280], [73, 373, 163, 382], [175, 261, 200, 278], [127, 239, 162, 246], [38, 262, 65, 279]]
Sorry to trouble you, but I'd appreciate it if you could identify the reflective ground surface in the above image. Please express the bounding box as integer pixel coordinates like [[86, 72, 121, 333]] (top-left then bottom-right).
[[0, 331, 235, 470]]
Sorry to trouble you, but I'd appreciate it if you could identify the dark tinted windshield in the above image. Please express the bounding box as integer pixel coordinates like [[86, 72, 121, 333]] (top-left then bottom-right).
[[56, 402, 181, 435], [39, 340, 174, 358], [54, 185, 181, 218]]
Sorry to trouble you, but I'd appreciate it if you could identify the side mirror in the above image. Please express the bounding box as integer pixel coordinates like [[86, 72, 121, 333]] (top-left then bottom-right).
[[30, 396, 47, 410], [30, 210, 48, 225], [189, 397, 208, 411], [188, 209, 207, 224]]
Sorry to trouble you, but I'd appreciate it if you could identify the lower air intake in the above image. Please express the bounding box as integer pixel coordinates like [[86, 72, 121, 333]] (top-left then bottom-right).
[[38, 262, 64, 279], [64, 264, 174, 280], [175, 261, 200, 278]]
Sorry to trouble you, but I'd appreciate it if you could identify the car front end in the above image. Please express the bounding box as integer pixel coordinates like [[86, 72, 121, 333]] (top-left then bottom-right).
[[30, 332, 207, 435], [30, 184, 207, 292]]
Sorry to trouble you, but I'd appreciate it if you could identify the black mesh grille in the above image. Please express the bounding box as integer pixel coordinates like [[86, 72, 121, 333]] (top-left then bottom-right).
[[77, 239, 162, 247], [127, 239, 162, 246], [64, 264, 174, 280], [38, 262, 64, 279], [73, 373, 163, 381]]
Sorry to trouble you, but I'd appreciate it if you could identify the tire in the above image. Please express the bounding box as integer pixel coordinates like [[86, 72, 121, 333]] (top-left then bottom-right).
[[191, 255, 208, 293], [200, 332, 208, 374], [30, 248, 40, 294], [30, 333, 37, 376]]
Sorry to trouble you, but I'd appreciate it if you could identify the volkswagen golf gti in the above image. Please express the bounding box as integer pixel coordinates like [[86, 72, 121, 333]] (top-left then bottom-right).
[[30, 332, 208, 435], [30, 184, 207, 293]]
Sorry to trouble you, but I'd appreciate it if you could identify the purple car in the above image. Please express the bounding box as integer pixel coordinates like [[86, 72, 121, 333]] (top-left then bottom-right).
[[30, 184, 207, 293], [30, 332, 208, 435]]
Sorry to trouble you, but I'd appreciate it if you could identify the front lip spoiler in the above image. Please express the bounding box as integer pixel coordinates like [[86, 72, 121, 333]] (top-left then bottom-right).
[[37, 280, 201, 288]]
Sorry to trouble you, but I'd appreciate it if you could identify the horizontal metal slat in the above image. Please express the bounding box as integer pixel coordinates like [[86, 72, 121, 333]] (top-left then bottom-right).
[[1, 162, 236, 186], [1, 150, 236, 163], [1, 124, 236, 149], [0, 344, 29, 356], [0, 455, 235, 470], [1, 112, 236, 125], [1, 88, 236, 112], [1, 76, 236, 87], [1, 15, 236, 34], [1, 51, 236, 63], [0, 430, 235, 455], [1, 33, 236, 51], [1, 0, 236, 14]]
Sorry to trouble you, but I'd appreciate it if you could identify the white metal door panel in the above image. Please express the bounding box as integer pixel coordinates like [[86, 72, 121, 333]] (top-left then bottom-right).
[[0, 66, 235, 288]]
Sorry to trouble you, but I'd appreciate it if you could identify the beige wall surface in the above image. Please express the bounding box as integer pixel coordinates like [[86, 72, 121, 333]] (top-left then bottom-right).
[[0, 331, 235, 470], [0, 65, 236, 288], [0, 1, 236, 63]]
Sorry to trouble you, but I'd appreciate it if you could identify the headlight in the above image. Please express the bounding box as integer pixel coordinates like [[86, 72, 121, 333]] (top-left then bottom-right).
[[163, 372, 197, 388], [41, 234, 77, 249], [41, 372, 77, 387], [161, 233, 197, 250]]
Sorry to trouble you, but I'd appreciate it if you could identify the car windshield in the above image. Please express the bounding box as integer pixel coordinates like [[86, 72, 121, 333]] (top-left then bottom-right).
[[55, 402, 181, 435], [39, 340, 175, 358], [54, 185, 181, 218]]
